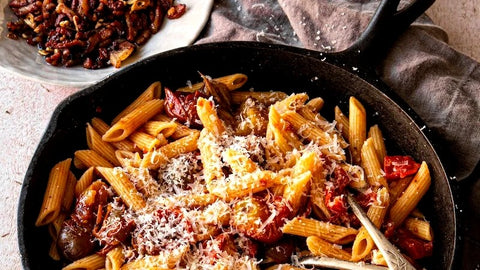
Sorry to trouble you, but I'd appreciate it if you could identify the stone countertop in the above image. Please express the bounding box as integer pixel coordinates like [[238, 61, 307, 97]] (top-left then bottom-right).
[[1, 1, 479, 269]]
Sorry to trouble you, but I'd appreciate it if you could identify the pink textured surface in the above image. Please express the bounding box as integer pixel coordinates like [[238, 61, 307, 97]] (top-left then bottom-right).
[[0, 70, 79, 269], [1, 1, 479, 270], [427, 0, 480, 61]]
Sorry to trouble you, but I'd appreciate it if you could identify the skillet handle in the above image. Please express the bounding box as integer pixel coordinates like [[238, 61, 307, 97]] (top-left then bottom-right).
[[332, 0, 435, 68]]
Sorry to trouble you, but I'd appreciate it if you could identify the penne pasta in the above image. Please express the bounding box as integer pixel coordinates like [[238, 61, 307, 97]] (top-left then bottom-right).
[[74, 149, 113, 169], [361, 138, 388, 187], [62, 253, 105, 270], [368, 125, 387, 167], [120, 245, 189, 269], [115, 150, 142, 168], [404, 217, 434, 241], [111, 81, 162, 124], [151, 114, 195, 139], [75, 166, 95, 197], [388, 176, 413, 205], [298, 107, 348, 149], [103, 99, 164, 142], [306, 235, 352, 261], [306, 97, 324, 112], [281, 111, 338, 153], [96, 167, 146, 211], [351, 187, 390, 261], [334, 106, 349, 140], [141, 130, 200, 169], [222, 148, 258, 174], [177, 73, 248, 93], [389, 162, 431, 226], [349, 97, 366, 165], [106, 246, 125, 270], [61, 171, 77, 212], [282, 171, 312, 215], [143, 120, 177, 138], [282, 217, 358, 244], [198, 129, 224, 184], [91, 117, 136, 152], [207, 170, 281, 200], [267, 105, 302, 155], [36, 158, 72, 226], [86, 123, 121, 166], [196, 97, 226, 135], [128, 131, 165, 152]]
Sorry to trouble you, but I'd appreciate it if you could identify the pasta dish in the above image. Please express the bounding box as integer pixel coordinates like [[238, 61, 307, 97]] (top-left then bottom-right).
[[35, 73, 434, 269]]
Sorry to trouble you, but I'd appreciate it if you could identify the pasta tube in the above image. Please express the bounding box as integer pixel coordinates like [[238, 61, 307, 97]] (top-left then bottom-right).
[[389, 162, 431, 226], [36, 158, 72, 226], [103, 99, 164, 142], [306, 236, 351, 261], [282, 217, 358, 244], [96, 167, 146, 211], [111, 81, 162, 124], [349, 97, 366, 165]]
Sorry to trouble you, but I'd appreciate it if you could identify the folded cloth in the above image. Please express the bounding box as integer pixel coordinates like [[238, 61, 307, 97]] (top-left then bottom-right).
[[195, 0, 480, 180]]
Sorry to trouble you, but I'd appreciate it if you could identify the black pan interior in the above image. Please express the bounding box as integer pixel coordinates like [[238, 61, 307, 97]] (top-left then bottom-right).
[[18, 42, 456, 269]]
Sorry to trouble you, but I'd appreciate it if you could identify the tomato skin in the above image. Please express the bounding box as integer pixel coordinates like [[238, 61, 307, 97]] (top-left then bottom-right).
[[384, 156, 421, 181]]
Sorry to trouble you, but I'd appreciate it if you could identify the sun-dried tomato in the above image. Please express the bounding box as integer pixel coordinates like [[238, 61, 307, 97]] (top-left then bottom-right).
[[384, 155, 421, 181], [164, 88, 206, 127]]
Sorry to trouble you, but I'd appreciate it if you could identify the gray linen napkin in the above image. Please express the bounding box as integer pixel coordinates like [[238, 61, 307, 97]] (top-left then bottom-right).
[[195, 0, 480, 180]]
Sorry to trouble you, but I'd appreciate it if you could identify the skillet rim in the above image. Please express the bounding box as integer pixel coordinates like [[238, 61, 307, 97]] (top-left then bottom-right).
[[17, 41, 457, 269]]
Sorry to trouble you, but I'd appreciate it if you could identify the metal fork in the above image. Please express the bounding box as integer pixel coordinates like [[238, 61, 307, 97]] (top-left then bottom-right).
[[299, 194, 416, 270], [346, 194, 416, 270]]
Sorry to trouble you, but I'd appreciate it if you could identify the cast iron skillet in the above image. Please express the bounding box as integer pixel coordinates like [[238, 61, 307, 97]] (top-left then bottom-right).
[[18, 0, 457, 269]]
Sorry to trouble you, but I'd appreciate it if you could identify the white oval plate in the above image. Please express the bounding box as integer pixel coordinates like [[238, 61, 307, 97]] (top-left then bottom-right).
[[0, 0, 213, 88]]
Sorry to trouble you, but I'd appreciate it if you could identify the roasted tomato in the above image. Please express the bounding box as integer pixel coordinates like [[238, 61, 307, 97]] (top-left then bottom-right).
[[58, 180, 110, 261], [231, 196, 291, 244], [324, 166, 351, 224], [93, 202, 136, 255], [71, 180, 110, 226], [57, 219, 95, 261], [392, 228, 433, 259], [384, 155, 421, 181]]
